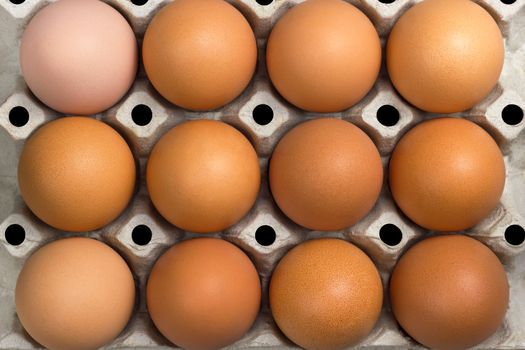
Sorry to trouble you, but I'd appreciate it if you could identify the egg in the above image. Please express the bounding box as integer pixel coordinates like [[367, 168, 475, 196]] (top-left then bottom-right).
[[20, 0, 137, 115], [142, 0, 257, 111], [147, 120, 260, 233], [390, 235, 509, 349], [269, 118, 382, 231], [15, 237, 135, 350], [389, 118, 505, 231], [18, 117, 136, 232], [266, 0, 381, 113], [147, 238, 260, 349], [387, 0, 504, 113], [270, 238, 383, 350]]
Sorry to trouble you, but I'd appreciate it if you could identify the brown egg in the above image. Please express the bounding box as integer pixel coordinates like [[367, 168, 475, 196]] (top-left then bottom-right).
[[266, 0, 381, 113], [147, 238, 261, 349], [390, 235, 509, 350], [389, 118, 505, 231], [142, 0, 256, 111], [387, 0, 504, 113], [269, 118, 383, 231], [270, 238, 383, 350], [147, 120, 260, 233], [16, 237, 135, 350], [18, 117, 136, 232]]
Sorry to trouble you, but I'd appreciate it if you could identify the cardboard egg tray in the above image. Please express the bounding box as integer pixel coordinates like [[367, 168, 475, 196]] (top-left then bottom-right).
[[1, 0, 524, 348]]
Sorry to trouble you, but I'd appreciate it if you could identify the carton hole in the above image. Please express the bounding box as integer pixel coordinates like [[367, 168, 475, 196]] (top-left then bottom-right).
[[252, 104, 274, 125], [501, 104, 523, 126], [379, 224, 402, 246], [132, 224, 152, 246], [5, 224, 25, 246], [9, 106, 29, 127], [255, 225, 276, 246], [377, 105, 399, 127], [132, 104, 152, 126], [130, 0, 148, 6], [505, 225, 525, 246]]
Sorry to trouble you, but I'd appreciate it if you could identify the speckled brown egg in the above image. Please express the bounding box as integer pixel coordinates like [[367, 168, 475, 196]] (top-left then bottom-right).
[[16, 237, 135, 350], [18, 117, 136, 232], [390, 235, 509, 350], [389, 118, 505, 231], [387, 0, 504, 113], [146, 120, 260, 233], [142, 0, 257, 111], [269, 118, 383, 231], [270, 238, 383, 350], [147, 238, 261, 349], [266, 0, 381, 112]]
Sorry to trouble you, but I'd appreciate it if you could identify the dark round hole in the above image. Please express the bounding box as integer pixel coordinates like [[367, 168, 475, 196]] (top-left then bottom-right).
[[130, 0, 148, 5], [500, 0, 516, 4], [132, 224, 152, 246], [9, 0, 25, 4], [9, 106, 29, 127], [252, 104, 274, 126], [376, 105, 400, 127], [379, 224, 402, 246], [505, 225, 525, 246], [131, 104, 153, 126], [501, 104, 523, 126], [255, 225, 276, 246], [5, 224, 25, 246], [256, 0, 273, 5], [378, 0, 395, 3]]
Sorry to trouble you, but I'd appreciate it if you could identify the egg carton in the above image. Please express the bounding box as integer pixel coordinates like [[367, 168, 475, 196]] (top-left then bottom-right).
[[1, 0, 524, 349]]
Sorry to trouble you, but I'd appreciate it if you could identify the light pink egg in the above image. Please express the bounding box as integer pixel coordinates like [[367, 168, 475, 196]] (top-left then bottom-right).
[[20, 0, 137, 115]]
